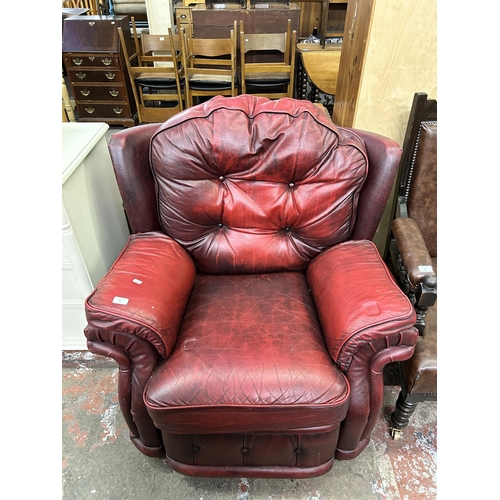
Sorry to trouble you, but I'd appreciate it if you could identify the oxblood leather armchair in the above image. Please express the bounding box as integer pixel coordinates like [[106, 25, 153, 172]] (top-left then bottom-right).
[[84, 95, 419, 478]]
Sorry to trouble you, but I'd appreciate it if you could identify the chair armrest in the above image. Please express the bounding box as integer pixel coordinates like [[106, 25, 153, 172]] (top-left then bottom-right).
[[307, 240, 418, 458], [84, 232, 196, 456], [391, 217, 437, 293], [85, 231, 197, 359], [307, 240, 417, 372]]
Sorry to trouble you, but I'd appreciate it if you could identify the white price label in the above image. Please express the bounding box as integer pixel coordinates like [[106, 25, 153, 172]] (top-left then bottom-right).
[[112, 296, 129, 305], [418, 266, 434, 273]]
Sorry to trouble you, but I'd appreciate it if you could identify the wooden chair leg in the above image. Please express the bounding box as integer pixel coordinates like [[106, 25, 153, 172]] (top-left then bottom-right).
[[62, 76, 76, 122], [390, 390, 419, 439]]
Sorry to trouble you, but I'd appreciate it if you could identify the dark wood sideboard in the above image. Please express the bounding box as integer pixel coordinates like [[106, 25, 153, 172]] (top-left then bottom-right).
[[175, 3, 301, 39]]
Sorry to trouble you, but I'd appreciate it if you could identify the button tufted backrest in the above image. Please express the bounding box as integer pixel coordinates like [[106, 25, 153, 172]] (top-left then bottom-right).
[[150, 95, 369, 274]]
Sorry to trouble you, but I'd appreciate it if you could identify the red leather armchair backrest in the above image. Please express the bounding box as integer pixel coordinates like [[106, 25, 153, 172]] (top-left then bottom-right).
[[108, 96, 402, 272], [149, 95, 368, 273]]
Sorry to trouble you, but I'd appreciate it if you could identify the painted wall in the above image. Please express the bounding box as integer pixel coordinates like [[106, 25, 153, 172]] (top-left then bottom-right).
[[352, 0, 437, 146], [352, 0, 437, 253]]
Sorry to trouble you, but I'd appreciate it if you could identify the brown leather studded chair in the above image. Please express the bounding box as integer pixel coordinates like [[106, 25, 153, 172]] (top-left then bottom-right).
[[386, 92, 437, 438], [84, 95, 419, 478]]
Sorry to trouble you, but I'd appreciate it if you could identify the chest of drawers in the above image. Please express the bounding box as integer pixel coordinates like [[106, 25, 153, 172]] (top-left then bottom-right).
[[62, 15, 137, 127]]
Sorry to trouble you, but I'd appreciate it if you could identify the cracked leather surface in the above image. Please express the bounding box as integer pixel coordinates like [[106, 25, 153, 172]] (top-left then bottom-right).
[[149, 95, 368, 274], [85, 232, 197, 358], [307, 240, 416, 372], [145, 272, 349, 434]]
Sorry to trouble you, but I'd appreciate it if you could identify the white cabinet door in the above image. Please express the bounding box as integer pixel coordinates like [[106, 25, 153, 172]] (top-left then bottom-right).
[[62, 123, 130, 350]]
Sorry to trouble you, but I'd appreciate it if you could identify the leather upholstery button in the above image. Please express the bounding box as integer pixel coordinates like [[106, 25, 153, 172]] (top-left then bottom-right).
[[241, 447, 249, 453], [284, 227, 290, 233], [219, 176, 225, 182], [295, 448, 302, 454], [218, 223, 223, 228], [288, 182, 295, 189], [192, 445, 199, 451]]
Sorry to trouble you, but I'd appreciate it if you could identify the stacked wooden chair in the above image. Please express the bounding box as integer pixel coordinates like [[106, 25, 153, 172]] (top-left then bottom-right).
[[118, 18, 185, 124], [179, 21, 238, 108], [239, 19, 296, 99]]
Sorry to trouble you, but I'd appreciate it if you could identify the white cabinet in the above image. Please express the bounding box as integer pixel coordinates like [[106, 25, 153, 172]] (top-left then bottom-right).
[[62, 123, 130, 350]]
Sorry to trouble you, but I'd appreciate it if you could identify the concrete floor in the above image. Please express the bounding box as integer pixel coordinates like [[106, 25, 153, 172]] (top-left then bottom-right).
[[62, 350, 437, 500]]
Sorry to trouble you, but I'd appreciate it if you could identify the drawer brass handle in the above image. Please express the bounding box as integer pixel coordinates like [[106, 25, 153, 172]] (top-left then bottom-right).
[[180, 14, 187, 19], [113, 108, 123, 114], [76, 72, 86, 80], [89, 56, 95, 61], [105, 72, 116, 80], [80, 89, 90, 96], [84, 107, 95, 114], [89, 22, 95, 26], [73, 58, 83, 65], [109, 90, 119, 97], [101, 58, 112, 66]]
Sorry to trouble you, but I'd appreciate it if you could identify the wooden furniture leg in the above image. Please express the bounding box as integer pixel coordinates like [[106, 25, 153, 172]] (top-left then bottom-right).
[[62, 76, 76, 122]]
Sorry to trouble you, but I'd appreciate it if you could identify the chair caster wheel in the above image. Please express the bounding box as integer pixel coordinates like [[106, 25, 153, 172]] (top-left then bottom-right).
[[390, 427, 402, 440]]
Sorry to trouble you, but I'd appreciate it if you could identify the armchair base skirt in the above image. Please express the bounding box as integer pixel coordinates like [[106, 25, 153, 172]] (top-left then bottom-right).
[[164, 456, 335, 479], [161, 429, 340, 478]]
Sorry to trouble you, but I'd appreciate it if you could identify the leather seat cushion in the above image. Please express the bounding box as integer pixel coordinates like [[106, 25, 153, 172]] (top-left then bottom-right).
[[145, 272, 349, 434], [245, 77, 290, 86], [136, 77, 181, 89], [401, 257, 437, 395], [188, 76, 239, 91]]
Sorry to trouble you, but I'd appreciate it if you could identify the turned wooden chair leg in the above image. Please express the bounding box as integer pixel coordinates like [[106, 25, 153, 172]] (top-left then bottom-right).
[[390, 391, 418, 439]]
